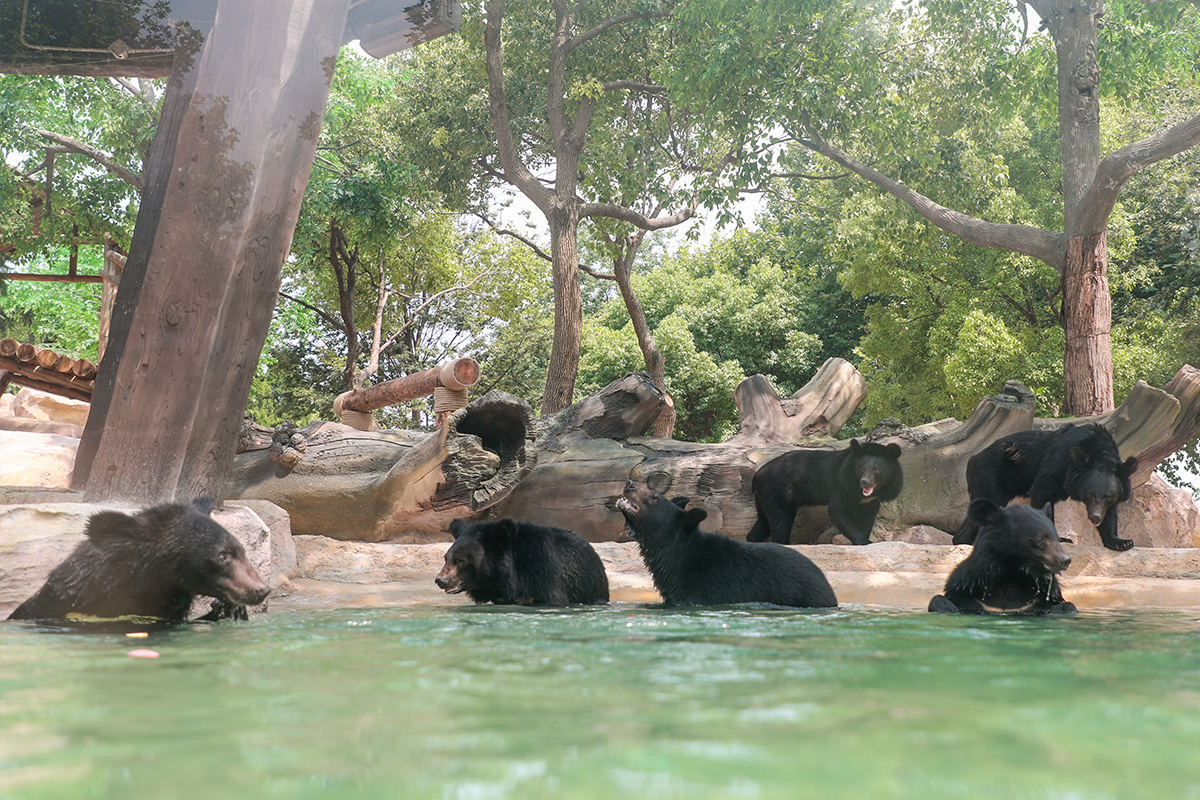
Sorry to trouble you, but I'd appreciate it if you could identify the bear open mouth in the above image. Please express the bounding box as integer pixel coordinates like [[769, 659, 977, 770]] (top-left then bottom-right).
[[441, 584, 465, 595], [861, 486, 875, 497], [616, 496, 638, 515]]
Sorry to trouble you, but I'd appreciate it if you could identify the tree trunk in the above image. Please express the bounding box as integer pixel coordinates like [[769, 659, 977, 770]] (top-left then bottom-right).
[[1062, 232, 1115, 415], [611, 237, 674, 437], [1039, 0, 1113, 414], [72, 0, 351, 504], [541, 204, 584, 414], [71, 0, 350, 501]]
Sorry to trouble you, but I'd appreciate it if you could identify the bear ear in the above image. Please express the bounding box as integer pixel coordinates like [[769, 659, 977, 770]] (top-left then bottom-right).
[[191, 497, 217, 516], [884, 443, 902, 459], [967, 498, 1004, 527], [85, 510, 148, 542], [670, 496, 690, 509], [682, 507, 708, 530], [488, 519, 518, 543], [1119, 456, 1138, 479], [1035, 502, 1053, 519], [1069, 446, 1089, 469], [448, 518, 467, 540], [848, 439, 861, 453]]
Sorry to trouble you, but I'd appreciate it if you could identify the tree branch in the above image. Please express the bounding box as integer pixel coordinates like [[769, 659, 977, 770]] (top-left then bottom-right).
[[567, 8, 673, 54], [580, 200, 696, 229], [602, 80, 666, 94], [26, 126, 143, 190], [1076, 110, 1200, 232], [474, 212, 553, 262], [485, 0, 553, 212], [578, 262, 616, 280], [800, 120, 1065, 270], [277, 290, 346, 332]]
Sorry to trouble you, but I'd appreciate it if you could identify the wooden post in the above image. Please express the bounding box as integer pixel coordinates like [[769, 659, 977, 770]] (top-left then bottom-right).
[[74, 0, 352, 503], [97, 240, 124, 365]]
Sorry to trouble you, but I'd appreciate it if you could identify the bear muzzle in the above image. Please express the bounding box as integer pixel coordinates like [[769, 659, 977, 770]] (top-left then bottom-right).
[[435, 564, 465, 594], [218, 560, 270, 605]]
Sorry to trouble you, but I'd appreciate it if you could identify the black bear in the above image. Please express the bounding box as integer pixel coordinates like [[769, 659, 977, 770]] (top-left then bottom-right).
[[747, 439, 903, 545], [616, 480, 838, 608], [8, 498, 270, 622], [953, 423, 1138, 551], [435, 518, 609, 605], [930, 498, 1076, 615]]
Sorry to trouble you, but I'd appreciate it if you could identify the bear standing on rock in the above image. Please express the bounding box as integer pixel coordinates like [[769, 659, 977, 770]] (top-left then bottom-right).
[[954, 423, 1138, 551], [616, 480, 837, 608], [8, 498, 270, 623], [930, 499, 1077, 615], [435, 518, 609, 605], [747, 439, 903, 545]]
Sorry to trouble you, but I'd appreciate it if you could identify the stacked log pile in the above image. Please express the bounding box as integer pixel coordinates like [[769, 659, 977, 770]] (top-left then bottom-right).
[[0, 338, 96, 402]]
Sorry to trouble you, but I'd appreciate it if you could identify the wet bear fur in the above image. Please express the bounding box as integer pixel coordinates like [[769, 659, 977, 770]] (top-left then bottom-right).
[[616, 480, 837, 608], [954, 423, 1138, 551], [747, 439, 903, 545], [435, 518, 609, 605], [930, 499, 1076, 615], [8, 498, 270, 622]]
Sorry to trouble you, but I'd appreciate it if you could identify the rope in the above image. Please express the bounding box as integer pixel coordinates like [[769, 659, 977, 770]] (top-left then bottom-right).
[[433, 385, 469, 414]]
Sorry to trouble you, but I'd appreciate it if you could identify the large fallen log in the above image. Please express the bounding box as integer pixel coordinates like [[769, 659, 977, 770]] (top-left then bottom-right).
[[228, 389, 538, 541], [226, 359, 1199, 547], [491, 363, 1200, 546]]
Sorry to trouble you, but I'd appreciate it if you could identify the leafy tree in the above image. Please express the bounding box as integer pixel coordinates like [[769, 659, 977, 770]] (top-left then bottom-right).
[[580, 230, 863, 440], [676, 0, 1200, 416], [392, 2, 763, 416], [0, 247, 104, 361], [0, 74, 159, 263]]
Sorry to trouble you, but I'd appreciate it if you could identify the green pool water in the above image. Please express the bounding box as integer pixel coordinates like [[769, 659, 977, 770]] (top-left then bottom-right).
[[2, 605, 1198, 800]]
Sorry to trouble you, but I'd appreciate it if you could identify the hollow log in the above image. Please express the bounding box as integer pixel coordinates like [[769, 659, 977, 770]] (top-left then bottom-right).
[[228, 389, 538, 541]]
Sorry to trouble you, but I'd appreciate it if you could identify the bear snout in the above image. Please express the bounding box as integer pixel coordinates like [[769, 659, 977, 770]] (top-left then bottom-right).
[[224, 558, 270, 605], [435, 564, 463, 593]]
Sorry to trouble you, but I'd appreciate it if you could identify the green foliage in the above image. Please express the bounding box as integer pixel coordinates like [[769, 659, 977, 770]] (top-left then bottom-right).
[[0, 74, 159, 260], [579, 229, 862, 440], [0, 249, 104, 360]]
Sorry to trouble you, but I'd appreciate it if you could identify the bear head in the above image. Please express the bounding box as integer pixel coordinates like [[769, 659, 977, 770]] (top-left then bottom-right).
[[968, 498, 1071, 577], [844, 439, 904, 501], [1066, 435, 1139, 527], [615, 479, 707, 544], [86, 498, 269, 608], [436, 518, 514, 596]]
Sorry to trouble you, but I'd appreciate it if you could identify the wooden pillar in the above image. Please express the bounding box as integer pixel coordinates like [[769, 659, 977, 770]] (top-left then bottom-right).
[[97, 240, 125, 365], [74, 0, 351, 503]]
